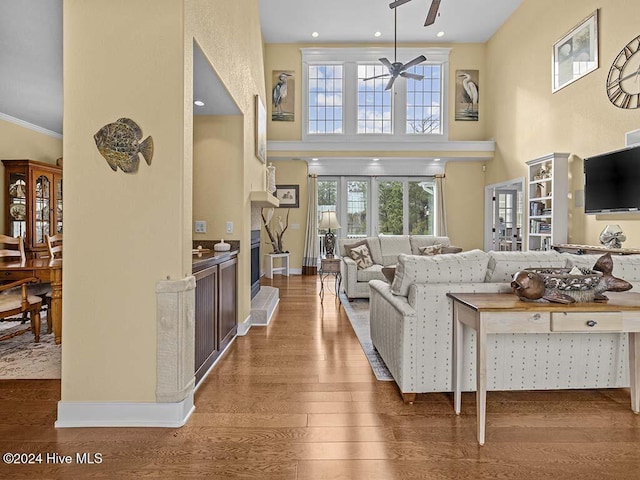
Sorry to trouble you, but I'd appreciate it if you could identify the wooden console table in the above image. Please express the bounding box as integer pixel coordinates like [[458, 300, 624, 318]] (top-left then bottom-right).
[[448, 291, 640, 445], [553, 243, 640, 255]]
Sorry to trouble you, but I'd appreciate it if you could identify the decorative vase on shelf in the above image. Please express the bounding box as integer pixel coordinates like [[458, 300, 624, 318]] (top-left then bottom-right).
[[266, 162, 276, 195], [599, 224, 626, 249]]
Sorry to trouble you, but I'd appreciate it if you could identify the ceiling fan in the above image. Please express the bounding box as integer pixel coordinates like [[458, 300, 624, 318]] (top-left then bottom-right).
[[389, 0, 442, 26], [363, 8, 427, 90]]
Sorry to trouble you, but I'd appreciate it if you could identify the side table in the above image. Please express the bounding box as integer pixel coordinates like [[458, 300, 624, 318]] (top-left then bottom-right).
[[265, 253, 290, 279], [319, 257, 341, 301]]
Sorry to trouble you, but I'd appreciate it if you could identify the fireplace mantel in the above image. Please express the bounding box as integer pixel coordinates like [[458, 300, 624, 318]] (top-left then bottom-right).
[[250, 191, 279, 208]]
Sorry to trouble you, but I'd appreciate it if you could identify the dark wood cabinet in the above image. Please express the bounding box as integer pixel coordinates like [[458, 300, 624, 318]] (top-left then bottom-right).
[[193, 253, 237, 386], [3, 159, 62, 257]]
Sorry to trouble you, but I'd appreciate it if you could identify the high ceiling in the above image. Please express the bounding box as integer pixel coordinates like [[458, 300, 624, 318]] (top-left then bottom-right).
[[0, 0, 523, 136]]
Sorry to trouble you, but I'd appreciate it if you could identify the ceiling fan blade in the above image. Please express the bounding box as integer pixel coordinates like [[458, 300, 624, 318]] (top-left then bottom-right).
[[389, 0, 412, 8], [424, 0, 441, 26], [401, 55, 427, 70], [400, 72, 424, 80], [363, 74, 391, 81], [384, 76, 397, 91], [379, 58, 393, 70]]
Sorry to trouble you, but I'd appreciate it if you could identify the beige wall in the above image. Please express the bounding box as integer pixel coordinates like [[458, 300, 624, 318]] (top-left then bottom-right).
[[0, 119, 62, 232], [63, 0, 266, 403], [193, 115, 244, 242], [486, 0, 640, 247], [260, 160, 308, 271]]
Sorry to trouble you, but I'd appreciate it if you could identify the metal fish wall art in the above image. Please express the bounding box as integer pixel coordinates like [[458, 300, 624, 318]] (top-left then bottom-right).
[[94, 118, 153, 173]]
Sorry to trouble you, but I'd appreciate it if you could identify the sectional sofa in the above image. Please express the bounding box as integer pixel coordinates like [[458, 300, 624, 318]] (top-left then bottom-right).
[[369, 249, 640, 402], [338, 235, 453, 300]]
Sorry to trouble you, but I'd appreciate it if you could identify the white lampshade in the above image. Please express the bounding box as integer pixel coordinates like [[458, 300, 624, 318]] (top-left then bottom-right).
[[318, 211, 341, 230]]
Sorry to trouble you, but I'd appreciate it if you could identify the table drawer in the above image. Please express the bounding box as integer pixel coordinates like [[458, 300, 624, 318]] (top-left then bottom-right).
[[551, 311, 623, 332], [0, 270, 35, 281], [485, 311, 550, 333], [321, 262, 341, 273]]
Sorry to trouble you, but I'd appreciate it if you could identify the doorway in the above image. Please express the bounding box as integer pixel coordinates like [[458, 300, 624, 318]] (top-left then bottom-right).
[[484, 178, 525, 252]]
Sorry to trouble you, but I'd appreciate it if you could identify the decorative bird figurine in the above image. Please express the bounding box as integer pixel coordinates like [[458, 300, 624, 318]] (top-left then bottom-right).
[[272, 72, 292, 119]]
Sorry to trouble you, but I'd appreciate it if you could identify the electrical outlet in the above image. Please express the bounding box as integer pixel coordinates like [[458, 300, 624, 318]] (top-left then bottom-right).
[[195, 220, 206, 233], [226, 221, 233, 234]]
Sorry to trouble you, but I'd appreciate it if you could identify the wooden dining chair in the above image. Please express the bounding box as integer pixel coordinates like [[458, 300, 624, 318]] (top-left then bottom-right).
[[0, 234, 50, 333], [0, 277, 43, 342], [0, 234, 26, 264], [46, 234, 62, 259]]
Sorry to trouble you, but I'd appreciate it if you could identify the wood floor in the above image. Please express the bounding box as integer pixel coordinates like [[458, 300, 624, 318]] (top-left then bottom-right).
[[2, 275, 640, 479]]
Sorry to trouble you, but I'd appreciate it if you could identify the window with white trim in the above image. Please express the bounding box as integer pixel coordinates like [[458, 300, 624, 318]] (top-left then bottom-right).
[[303, 48, 450, 140]]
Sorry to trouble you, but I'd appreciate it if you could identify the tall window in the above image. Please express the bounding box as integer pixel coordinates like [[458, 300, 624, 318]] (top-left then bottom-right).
[[357, 65, 393, 134], [406, 65, 442, 134], [319, 176, 436, 238], [346, 180, 368, 237], [308, 65, 343, 134], [303, 48, 449, 140]]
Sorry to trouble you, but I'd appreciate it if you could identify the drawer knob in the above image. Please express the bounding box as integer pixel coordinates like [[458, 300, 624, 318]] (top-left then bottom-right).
[[533, 313, 541, 320], [586, 320, 598, 327]]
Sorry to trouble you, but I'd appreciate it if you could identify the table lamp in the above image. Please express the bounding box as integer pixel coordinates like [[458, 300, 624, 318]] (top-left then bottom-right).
[[319, 211, 341, 258]]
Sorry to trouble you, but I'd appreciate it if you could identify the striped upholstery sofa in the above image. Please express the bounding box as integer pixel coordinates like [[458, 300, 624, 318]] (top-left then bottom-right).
[[369, 249, 640, 402]]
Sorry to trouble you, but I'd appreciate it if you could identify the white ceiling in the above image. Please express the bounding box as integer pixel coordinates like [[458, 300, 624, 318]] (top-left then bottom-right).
[[0, 0, 523, 136]]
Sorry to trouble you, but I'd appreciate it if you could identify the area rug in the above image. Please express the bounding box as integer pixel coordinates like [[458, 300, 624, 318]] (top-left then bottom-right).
[[339, 293, 393, 381], [0, 316, 61, 379]]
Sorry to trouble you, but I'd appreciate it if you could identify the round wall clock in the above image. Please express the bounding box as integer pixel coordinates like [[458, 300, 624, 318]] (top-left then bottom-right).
[[606, 34, 640, 109]]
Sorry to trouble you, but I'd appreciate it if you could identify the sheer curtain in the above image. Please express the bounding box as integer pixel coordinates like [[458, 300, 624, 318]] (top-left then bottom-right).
[[302, 174, 319, 275], [435, 174, 448, 236]]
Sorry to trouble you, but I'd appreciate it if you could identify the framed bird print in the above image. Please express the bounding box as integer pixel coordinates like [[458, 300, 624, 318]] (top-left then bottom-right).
[[455, 69, 479, 121], [272, 70, 295, 122]]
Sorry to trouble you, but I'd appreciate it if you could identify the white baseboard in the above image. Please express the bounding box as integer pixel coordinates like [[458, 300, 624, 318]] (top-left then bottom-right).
[[237, 314, 252, 336], [55, 392, 194, 428]]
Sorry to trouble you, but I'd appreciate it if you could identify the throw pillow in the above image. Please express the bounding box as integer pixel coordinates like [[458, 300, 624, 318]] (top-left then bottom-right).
[[343, 239, 369, 258], [348, 244, 374, 269], [441, 246, 463, 254], [381, 266, 396, 284], [419, 244, 442, 256]]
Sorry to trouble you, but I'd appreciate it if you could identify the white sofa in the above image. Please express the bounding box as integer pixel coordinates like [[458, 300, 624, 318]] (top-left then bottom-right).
[[369, 249, 640, 402], [338, 235, 452, 300]]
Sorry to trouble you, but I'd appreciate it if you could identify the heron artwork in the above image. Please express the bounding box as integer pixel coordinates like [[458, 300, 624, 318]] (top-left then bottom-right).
[[455, 70, 479, 121], [272, 71, 294, 121]]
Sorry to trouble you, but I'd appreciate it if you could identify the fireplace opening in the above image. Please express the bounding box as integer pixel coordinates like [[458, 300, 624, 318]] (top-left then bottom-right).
[[250, 229, 261, 299]]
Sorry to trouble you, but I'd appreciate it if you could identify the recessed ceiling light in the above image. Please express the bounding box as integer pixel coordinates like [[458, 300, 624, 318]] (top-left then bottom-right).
[[436, 31, 445, 38], [374, 31, 382, 37], [312, 32, 319, 38], [194, 100, 205, 106]]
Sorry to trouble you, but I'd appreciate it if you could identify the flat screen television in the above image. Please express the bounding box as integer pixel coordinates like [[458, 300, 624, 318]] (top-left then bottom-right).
[[584, 144, 640, 214]]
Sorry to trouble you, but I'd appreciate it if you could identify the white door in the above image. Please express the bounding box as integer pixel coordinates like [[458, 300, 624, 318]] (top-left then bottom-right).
[[484, 179, 525, 252]]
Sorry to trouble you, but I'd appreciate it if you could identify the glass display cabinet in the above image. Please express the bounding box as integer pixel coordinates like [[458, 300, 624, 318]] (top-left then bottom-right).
[[3, 159, 63, 257]]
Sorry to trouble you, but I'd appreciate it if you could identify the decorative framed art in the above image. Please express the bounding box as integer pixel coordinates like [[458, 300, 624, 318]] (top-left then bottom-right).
[[552, 10, 599, 92]]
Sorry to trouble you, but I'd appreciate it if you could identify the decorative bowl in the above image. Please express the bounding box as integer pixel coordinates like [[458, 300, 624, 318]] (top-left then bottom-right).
[[524, 267, 602, 291]]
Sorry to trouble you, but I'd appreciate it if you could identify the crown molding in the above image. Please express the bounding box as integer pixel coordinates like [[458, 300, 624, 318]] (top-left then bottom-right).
[[0, 112, 62, 139]]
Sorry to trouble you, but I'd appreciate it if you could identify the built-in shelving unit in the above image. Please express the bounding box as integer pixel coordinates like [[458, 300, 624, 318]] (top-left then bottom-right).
[[526, 153, 569, 251]]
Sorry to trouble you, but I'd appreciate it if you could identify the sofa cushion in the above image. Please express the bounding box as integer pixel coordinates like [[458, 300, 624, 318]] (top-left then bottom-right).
[[410, 235, 451, 255], [339, 237, 383, 265], [419, 244, 443, 255], [485, 250, 566, 283], [391, 249, 490, 296], [357, 264, 386, 282], [348, 243, 374, 269], [379, 235, 412, 266]]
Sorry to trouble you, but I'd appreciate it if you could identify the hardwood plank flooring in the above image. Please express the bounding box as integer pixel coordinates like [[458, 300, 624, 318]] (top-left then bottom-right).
[[2, 274, 640, 479]]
